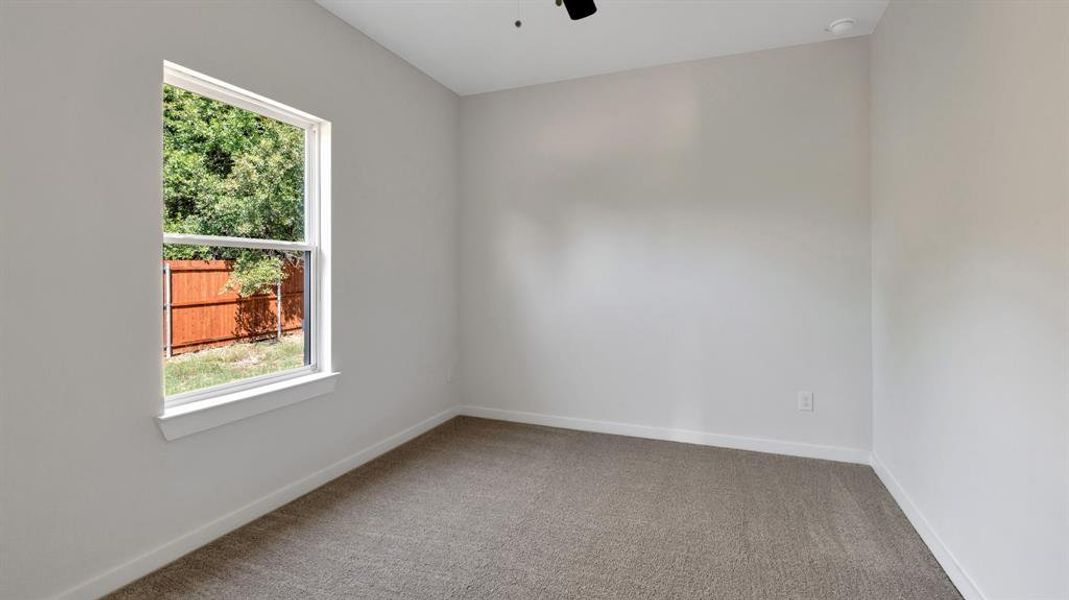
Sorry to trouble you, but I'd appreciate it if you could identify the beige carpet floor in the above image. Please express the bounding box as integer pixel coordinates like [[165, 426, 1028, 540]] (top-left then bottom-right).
[[109, 417, 961, 599]]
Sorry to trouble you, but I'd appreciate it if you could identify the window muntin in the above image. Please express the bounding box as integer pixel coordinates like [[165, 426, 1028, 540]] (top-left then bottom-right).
[[162, 62, 325, 408]]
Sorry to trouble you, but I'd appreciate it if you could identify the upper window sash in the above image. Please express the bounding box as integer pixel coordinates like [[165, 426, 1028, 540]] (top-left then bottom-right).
[[163, 62, 323, 250], [163, 61, 320, 130]]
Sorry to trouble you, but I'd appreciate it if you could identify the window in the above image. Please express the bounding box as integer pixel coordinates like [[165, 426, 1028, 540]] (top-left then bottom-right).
[[161, 62, 331, 412]]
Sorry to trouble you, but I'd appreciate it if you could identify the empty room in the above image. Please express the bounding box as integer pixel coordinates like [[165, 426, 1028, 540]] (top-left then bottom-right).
[[1, 0, 1066, 599]]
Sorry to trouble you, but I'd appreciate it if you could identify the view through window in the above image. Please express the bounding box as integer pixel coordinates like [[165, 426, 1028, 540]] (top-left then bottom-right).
[[162, 68, 321, 404]]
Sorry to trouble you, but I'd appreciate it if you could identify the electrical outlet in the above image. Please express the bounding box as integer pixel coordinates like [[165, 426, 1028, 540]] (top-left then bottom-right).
[[797, 391, 814, 412]]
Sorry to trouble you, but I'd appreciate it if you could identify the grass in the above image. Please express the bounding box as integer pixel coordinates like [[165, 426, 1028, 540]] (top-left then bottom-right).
[[164, 333, 305, 396]]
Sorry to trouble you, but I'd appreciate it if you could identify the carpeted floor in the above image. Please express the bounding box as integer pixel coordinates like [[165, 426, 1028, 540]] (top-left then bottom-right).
[[109, 417, 962, 599]]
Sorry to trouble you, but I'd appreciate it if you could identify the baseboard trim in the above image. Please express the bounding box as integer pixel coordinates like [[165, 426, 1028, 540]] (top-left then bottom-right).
[[52, 406, 460, 600], [457, 405, 871, 464], [869, 452, 986, 600]]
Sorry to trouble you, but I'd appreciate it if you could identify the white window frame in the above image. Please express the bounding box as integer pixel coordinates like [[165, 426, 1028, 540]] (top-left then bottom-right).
[[158, 62, 334, 438]]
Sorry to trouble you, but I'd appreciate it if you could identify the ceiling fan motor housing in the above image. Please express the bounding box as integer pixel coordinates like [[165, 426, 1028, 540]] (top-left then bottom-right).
[[562, 0, 597, 20]]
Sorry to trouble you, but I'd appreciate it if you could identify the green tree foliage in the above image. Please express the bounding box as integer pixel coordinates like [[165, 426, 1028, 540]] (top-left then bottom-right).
[[162, 85, 304, 296]]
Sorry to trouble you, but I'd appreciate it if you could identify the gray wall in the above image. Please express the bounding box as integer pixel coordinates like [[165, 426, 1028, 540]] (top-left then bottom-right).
[[870, 1, 1069, 598], [0, 2, 459, 598], [460, 38, 872, 454]]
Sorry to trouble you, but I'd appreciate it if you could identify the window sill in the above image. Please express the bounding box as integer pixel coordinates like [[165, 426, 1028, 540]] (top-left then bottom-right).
[[156, 371, 339, 441]]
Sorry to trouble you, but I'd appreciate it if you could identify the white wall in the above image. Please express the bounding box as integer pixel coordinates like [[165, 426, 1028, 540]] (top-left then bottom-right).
[[0, 2, 459, 598], [459, 38, 873, 455], [870, 2, 1069, 598]]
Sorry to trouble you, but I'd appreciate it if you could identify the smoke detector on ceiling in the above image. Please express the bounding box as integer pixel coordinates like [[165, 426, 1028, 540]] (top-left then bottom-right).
[[825, 18, 856, 35]]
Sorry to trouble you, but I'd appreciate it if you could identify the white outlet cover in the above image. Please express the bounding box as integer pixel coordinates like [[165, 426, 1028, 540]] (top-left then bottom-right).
[[797, 391, 815, 412]]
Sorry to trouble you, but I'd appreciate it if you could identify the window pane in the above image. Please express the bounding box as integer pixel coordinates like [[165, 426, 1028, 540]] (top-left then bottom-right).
[[162, 84, 305, 241], [162, 246, 309, 397]]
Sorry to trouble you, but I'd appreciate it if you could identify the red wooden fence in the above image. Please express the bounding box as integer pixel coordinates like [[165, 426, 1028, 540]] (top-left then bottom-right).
[[163, 259, 304, 355]]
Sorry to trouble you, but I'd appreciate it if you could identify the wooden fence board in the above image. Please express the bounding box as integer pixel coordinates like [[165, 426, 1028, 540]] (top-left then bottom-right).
[[163, 259, 304, 355]]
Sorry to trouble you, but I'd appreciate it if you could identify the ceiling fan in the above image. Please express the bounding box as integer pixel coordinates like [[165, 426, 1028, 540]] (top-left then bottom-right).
[[515, 0, 596, 28], [559, 0, 597, 20]]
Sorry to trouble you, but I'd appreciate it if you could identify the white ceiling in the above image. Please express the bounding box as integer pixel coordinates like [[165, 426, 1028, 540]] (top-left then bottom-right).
[[318, 1, 888, 96]]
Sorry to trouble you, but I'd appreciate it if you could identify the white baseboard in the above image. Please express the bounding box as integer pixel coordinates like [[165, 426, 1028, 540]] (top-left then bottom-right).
[[870, 452, 986, 600], [53, 406, 460, 600], [457, 405, 871, 464]]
